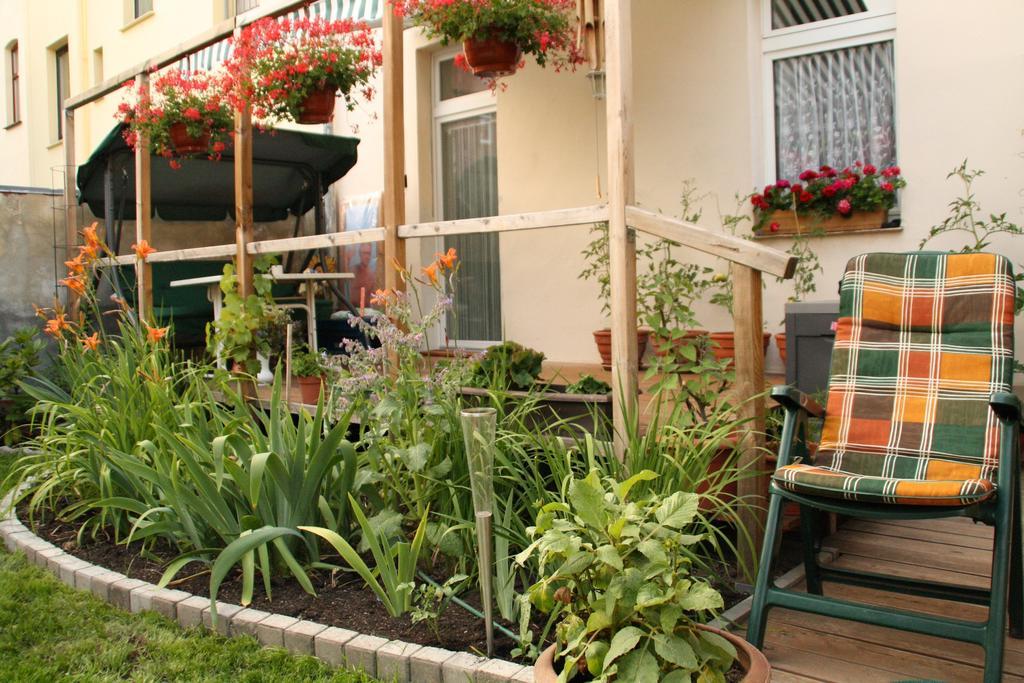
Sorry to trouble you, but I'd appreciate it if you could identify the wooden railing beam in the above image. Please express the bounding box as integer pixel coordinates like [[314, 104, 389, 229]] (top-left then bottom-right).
[[382, 1, 406, 292], [398, 204, 606, 239]]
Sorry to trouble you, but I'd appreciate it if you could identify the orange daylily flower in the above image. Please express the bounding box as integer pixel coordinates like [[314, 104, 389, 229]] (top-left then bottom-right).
[[81, 332, 100, 351], [43, 313, 71, 338], [422, 262, 439, 285], [81, 222, 101, 249], [59, 276, 87, 295], [132, 240, 157, 261], [145, 324, 168, 343], [437, 247, 457, 269], [65, 253, 86, 275], [369, 288, 392, 307]]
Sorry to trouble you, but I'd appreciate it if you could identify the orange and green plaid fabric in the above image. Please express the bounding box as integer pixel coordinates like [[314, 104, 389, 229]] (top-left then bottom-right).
[[775, 252, 1016, 506]]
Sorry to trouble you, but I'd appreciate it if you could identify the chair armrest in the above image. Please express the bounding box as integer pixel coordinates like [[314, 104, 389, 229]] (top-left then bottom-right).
[[990, 392, 1022, 424], [771, 385, 825, 418]]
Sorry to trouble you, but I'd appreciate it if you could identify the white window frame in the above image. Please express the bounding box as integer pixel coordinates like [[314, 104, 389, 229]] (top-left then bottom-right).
[[760, 0, 897, 183], [431, 47, 499, 349]]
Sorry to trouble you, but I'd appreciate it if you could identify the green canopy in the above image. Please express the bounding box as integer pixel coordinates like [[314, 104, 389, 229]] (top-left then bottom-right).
[[77, 123, 360, 223]]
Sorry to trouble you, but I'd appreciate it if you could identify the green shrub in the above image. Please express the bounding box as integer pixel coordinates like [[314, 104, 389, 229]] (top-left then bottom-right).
[[564, 374, 610, 395], [470, 341, 545, 391], [0, 327, 44, 445]]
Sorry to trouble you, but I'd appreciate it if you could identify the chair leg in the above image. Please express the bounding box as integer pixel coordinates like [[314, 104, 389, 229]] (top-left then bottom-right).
[[983, 490, 1013, 682], [746, 490, 786, 648], [1009, 474, 1023, 639], [799, 505, 823, 595]]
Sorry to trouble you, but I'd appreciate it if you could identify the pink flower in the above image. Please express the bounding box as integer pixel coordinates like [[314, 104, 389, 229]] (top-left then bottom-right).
[[775, 179, 791, 189], [822, 184, 837, 198], [881, 182, 894, 192], [837, 198, 852, 215], [183, 107, 201, 121], [799, 191, 813, 203], [863, 164, 877, 175], [769, 222, 780, 232], [799, 169, 818, 181], [882, 165, 901, 178]]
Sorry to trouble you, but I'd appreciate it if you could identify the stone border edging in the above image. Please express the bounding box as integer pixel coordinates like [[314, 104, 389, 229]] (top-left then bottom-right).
[[0, 485, 830, 682], [0, 492, 532, 683]]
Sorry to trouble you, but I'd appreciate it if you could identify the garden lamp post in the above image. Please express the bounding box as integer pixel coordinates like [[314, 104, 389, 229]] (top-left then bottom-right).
[[460, 406, 497, 658]]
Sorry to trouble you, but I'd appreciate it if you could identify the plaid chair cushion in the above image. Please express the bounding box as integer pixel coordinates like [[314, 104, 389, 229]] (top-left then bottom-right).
[[775, 252, 1016, 506]]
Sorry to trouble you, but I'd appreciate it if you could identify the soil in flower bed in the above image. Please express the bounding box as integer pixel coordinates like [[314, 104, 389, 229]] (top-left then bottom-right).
[[20, 503, 804, 661]]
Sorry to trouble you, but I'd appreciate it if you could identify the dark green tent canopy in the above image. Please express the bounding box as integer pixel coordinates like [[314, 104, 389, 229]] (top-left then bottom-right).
[[77, 123, 359, 223]]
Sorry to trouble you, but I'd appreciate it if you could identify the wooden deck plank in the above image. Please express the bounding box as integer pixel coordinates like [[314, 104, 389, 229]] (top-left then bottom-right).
[[830, 552, 991, 590], [827, 528, 992, 576], [873, 515, 994, 538], [842, 518, 994, 550]]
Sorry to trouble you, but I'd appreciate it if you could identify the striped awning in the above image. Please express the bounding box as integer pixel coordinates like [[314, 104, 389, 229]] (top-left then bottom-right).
[[179, 0, 385, 72]]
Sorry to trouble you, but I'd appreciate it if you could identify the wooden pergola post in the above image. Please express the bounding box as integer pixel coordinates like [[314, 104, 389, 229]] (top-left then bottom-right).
[[732, 263, 768, 580], [382, 1, 406, 292], [605, 0, 638, 457], [234, 101, 255, 297], [63, 107, 78, 312], [135, 73, 153, 320]]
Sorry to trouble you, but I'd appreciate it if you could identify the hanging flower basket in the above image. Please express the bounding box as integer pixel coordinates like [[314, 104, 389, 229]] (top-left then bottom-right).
[[462, 36, 521, 78], [296, 85, 339, 124], [168, 122, 212, 156]]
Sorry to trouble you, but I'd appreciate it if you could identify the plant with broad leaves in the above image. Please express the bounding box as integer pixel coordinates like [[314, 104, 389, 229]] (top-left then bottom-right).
[[517, 470, 736, 682], [410, 572, 470, 640], [207, 255, 286, 374], [564, 374, 610, 396], [0, 327, 44, 445], [470, 340, 545, 391]]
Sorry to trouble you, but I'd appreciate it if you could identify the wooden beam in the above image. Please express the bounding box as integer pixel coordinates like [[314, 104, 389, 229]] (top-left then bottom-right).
[[63, 108, 78, 312], [134, 74, 153, 320], [382, 0, 406, 292], [731, 262, 768, 582], [605, 0, 638, 458], [398, 205, 607, 239], [248, 228, 386, 254], [626, 205, 797, 279], [234, 102, 255, 297]]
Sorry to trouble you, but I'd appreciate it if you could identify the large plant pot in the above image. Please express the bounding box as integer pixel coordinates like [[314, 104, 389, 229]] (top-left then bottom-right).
[[707, 331, 772, 367], [297, 86, 338, 124], [755, 208, 888, 236], [775, 332, 787, 363], [459, 384, 612, 439], [534, 623, 770, 683], [296, 375, 323, 404], [168, 122, 211, 155], [462, 36, 521, 78], [592, 328, 650, 371]]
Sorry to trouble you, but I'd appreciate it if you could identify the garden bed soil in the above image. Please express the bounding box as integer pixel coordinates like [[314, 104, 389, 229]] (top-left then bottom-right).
[[19, 503, 805, 662]]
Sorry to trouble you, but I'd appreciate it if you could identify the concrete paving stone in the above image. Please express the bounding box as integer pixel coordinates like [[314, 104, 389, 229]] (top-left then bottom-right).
[[476, 659, 526, 683], [442, 652, 487, 683], [229, 608, 272, 639], [202, 602, 244, 636], [344, 634, 389, 676], [4, 530, 32, 552], [255, 613, 299, 648], [45, 552, 66, 575], [148, 588, 191, 620], [109, 577, 148, 610], [88, 570, 125, 602], [376, 640, 423, 683], [313, 626, 359, 667], [130, 585, 161, 613], [59, 558, 91, 587], [511, 666, 535, 682], [282, 619, 327, 656], [74, 565, 108, 592], [409, 646, 458, 683], [176, 596, 211, 629], [33, 547, 63, 570]]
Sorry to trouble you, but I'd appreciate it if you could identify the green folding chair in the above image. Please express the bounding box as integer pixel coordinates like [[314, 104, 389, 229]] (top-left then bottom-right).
[[747, 252, 1022, 683]]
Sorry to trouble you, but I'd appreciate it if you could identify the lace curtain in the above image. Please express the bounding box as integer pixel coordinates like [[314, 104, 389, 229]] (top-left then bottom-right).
[[774, 40, 896, 181]]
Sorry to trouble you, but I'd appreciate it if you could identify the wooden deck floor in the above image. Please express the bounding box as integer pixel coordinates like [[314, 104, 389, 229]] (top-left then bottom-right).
[[753, 515, 1021, 682]]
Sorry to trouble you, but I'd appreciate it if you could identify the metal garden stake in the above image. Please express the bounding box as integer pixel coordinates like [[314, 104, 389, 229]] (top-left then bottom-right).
[[460, 406, 497, 657]]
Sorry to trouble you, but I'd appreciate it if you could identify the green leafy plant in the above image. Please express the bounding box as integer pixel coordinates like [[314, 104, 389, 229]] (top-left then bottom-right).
[[564, 374, 611, 396], [470, 341, 545, 391], [291, 348, 326, 378], [301, 500, 430, 618], [0, 328, 44, 445], [208, 255, 286, 374], [517, 470, 736, 682], [410, 572, 469, 640]]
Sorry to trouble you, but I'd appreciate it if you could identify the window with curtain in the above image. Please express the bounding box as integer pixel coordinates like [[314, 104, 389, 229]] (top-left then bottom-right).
[[55, 45, 69, 141], [134, 0, 153, 18], [435, 55, 501, 344], [762, 0, 896, 182], [6, 42, 19, 125]]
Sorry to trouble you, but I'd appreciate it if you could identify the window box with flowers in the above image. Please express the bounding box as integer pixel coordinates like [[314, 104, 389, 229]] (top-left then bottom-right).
[[751, 163, 906, 237], [116, 70, 233, 169], [226, 17, 381, 126], [394, 0, 583, 84]]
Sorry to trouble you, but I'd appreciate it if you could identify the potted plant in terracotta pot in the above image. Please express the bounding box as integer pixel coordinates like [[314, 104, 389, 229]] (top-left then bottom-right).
[[291, 347, 327, 404], [580, 223, 651, 369], [227, 16, 381, 125], [395, 0, 584, 84], [116, 69, 233, 168], [751, 162, 905, 236], [518, 470, 771, 682]]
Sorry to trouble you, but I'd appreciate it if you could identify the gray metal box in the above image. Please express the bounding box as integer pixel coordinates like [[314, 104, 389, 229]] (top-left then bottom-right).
[[784, 300, 839, 397]]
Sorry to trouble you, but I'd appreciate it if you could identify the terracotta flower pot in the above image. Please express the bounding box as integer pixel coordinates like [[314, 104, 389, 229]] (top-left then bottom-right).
[[297, 86, 338, 124], [775, 332, 787, 363], [462, 36, 521, 78], [296, 375, 323, 404], [592, 328, 650, 371], [168, 122, 211, 155], [707, 331, 772, 367], [534, 623, 770, 682]]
